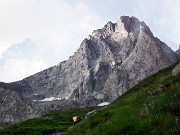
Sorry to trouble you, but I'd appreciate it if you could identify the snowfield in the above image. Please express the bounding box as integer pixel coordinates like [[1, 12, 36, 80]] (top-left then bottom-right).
[[97, 102, 110, 106]]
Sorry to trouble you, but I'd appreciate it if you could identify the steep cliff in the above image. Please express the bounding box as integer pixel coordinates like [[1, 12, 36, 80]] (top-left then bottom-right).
[[16, 16, 177, 102]]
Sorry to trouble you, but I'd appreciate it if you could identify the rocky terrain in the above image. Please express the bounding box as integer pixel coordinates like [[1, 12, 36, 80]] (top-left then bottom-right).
[[0, 16, 179, 126]]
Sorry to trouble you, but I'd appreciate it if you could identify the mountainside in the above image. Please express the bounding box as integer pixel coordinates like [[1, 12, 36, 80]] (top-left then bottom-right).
[[0, 16, 179, 125], [1, 61, 179, 135], [64, 61, 180, 135], [13, 16, 178, 103]]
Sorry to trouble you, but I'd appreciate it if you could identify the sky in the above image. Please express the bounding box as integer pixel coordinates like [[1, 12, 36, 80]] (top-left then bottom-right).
[[0, 0, 180, 82]]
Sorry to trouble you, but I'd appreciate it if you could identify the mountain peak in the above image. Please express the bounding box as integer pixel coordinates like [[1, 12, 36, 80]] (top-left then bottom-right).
[[90, 16, 154, 40], [119, 16, 140, 25], [91, 20, 115, 39]]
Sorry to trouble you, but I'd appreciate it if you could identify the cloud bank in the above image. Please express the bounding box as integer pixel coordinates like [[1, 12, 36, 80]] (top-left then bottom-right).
[[0, 0, 180, 82]]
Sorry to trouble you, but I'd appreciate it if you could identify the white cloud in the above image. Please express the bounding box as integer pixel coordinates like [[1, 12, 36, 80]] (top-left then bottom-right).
[[0, 0, 105, 82], [0, 57, 48, 82]]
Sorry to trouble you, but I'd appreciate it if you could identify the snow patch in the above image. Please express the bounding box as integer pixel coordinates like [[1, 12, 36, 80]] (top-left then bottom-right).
[[40, 97, 62, 102], [97, 102, 110, 106]]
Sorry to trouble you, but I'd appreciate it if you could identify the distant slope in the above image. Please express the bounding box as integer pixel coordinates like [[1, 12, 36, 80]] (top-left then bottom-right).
[[64, 62, 180, 135]]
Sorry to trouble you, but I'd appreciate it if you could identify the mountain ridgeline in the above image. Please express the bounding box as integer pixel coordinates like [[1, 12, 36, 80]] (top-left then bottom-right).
[[0, 16, 179, 126]]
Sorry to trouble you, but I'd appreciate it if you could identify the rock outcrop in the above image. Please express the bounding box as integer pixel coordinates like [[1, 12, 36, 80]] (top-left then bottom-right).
[[172, 61, 180, 76], [0, 16, 179, 126]]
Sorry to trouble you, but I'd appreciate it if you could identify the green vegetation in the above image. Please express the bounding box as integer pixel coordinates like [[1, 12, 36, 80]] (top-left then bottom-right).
[[64, 63, 180, 135], [0, 107, 96, 135], [0, 62, 180, 135]]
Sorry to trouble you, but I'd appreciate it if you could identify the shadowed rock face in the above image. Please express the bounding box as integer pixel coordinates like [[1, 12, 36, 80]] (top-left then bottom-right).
[[0, 16, 179, 125]]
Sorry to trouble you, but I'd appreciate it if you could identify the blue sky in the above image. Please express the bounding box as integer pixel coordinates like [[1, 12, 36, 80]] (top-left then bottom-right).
[[0, 0, 180, 82]]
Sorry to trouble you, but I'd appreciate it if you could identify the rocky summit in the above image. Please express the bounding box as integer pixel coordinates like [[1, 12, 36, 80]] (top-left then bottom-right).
[[0, 16, 179, 126]]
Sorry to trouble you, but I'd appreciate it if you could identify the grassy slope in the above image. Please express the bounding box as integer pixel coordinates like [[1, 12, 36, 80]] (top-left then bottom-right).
[[64, 63, 180, 135], [0, 107, 97, 135]]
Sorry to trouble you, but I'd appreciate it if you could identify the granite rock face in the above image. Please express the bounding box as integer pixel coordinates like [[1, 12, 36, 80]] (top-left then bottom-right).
[[0, 16, 179, 125]]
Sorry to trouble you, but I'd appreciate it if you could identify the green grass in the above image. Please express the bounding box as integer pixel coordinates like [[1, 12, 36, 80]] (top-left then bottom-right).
[[0, 107, 96, 135], [64, 62, 180, 135]]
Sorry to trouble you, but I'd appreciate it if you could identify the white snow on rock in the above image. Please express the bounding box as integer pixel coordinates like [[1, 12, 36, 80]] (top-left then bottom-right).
[[40, 97, 61, 101], [97, 102, 110, 106]]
